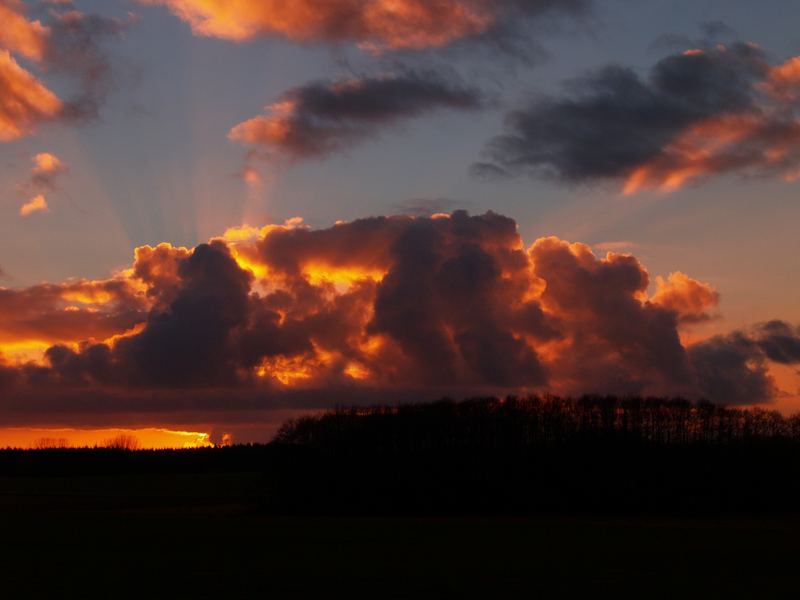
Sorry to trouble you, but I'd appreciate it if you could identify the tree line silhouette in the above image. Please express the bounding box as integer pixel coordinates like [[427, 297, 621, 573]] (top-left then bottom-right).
[[274, 395, 800, 451], [265, 396, 800, 516], [4, 396, 800, 516]]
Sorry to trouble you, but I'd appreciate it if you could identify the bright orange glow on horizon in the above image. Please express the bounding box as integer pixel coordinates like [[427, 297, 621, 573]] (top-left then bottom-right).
[[0, 427, 214, 450]]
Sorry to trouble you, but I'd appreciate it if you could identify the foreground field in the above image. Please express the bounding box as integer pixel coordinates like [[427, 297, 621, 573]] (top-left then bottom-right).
[[1, 472, 798, 598]]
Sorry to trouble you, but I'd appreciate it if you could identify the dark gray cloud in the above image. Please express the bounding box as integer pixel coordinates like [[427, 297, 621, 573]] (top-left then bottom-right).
[[688, 321, 800, 404], [229, 70, 484, 161], [472, 41, 800, 191], [44, 9, 134, 121], [474, 42, 768, 182]]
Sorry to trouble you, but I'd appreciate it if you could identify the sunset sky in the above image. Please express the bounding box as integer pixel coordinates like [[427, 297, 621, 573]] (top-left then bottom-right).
[[1, 0, 799, 447]]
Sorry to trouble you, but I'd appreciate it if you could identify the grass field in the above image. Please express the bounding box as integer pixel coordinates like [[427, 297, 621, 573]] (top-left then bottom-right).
[[1, 472, 798, 598]]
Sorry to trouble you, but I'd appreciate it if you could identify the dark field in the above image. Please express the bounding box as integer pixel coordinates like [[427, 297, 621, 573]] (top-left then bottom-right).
[[1, 472, 799, 599], [5, 398, 800, 598]]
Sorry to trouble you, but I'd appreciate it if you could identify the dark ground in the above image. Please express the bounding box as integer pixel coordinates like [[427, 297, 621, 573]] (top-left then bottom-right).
[[1, 470, 798, 599], [5, 397, 800, 598]]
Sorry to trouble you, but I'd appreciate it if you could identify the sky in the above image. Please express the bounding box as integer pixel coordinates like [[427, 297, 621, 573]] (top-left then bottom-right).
[[1, 0, 799, 447]]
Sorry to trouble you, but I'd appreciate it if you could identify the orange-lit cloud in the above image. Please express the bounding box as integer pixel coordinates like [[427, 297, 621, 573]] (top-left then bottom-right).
[[0, 276, 147, 356], [19, 194, 49, 216], [621, 113, 800, 194], [0, 0, 49, 61], [143, 0, 591, 62], [761, 56, 800, 101], [16, 152, 68, 207], [651, 271, 720, 324], [0, 211, 797, 434], [32, 151, 64, 174], [144, 0, 495, 49], [0, 49, 62, 141], [0, 2, 132, 141]]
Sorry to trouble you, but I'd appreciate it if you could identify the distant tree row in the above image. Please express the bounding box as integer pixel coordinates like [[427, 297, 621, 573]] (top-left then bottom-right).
[[274, 395, 800, 452]]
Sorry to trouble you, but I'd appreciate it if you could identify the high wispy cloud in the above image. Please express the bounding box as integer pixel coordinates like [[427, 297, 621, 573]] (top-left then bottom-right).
[[0, 0, 132, 141], [474, 42, 800, 193], [143, 0, 589, 52], [230, 70, 483, 161], [1, 211, 797, 428]]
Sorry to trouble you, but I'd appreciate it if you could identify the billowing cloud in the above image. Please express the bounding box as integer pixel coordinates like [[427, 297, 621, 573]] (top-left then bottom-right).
[[0, 276, 147, 349], [143, 0, 589, 51], [474, 42, 800, 192], [229, 71, 482, 160], [0, 0, 132, 140], [1, 211, 798, 430], [651, 271, 719, 324]]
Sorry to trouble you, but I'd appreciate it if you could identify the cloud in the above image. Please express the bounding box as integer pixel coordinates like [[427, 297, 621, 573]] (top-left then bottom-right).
[[650, 271, 719, 324], [143, 0, 589, 52], [474, 42, 800, 192], [42, 8, 134, 121], [686, 322, 800, 405], [229, 70, 483, 161], [19, 194, 49, 216], [0, 276, 147, 347], [0, 49, 62, 141], [593, 241, 639, 252], [0, 211, 797, 428], [0, 1, 132, 140], [28, 151, 67, 189], [14, 152, 68, 217], [390, 197, 470, 217], [0, 0, 49, 61]]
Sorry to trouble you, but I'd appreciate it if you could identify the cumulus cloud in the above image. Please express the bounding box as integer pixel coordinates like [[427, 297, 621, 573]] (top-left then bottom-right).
[[650, 272, 719, 324], [19, 193, 48, 216], [1, 211, 798, 428], [0, 0, 132, 140], [229, 70, 483, 161], [474, 42, 800, 192], [143, 0, 589, 53]]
